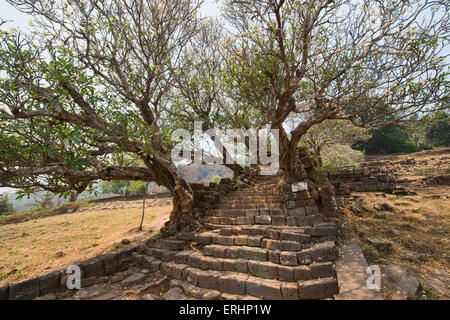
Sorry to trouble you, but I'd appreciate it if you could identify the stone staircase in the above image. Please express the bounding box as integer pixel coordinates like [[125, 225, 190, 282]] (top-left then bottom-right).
[[132, 175, 340, 299]]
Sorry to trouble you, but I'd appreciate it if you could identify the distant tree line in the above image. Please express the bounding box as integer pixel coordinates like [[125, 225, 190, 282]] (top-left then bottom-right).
[[354, 110, 449, 155]]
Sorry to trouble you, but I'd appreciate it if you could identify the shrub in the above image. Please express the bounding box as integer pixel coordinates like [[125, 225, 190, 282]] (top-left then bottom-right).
[[0, 194, 15, 216], [322, 144, 365, 170]]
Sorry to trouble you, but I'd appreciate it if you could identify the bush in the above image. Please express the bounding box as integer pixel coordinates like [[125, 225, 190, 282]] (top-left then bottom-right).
[[322, 144, 365, 170], [355, 124, 418, 154], [0, 194, 15, 216]]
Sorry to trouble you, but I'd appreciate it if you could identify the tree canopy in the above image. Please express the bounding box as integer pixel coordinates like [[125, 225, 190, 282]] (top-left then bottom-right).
[[0, 0, 448, 233]]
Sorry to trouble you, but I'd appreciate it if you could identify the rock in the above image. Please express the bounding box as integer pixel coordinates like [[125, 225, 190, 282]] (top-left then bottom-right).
[[169, 279, 182, 287], [381, 203, 394, 211], [34, 293, 56, 300], [421, 277, 450, 296], [0, 286, 9, 300], [9, 278, 40, 300], [142, 294, 156, 300], [39, 271, 61, 296], [81, 257, 105, 278], [431, 228, 446, 236], [401, 250, 426, 263], [384, 264, 408, 282], [162, 288, 188, 300], [72, 286, 106, 299], [91, 292, 119, 300], [55, 251, 64, 258], [111, 273, 125, 283], [367, 239, 393, 252], [81, 276, 98, 288], [397, 275, 420, 298], [141, 269, 150, 274], [98, 252, 119, 275], [122, 273, 146, 287], [350, 206, 362, 216]]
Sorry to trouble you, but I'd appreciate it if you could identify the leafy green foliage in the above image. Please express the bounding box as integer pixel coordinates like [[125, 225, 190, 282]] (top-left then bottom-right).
[[321, 144, 365, 170], [424, 111, 450, 147], [99, 180, 148, 196], [355, 124, 418, 155], [0, 194, 15, 216]]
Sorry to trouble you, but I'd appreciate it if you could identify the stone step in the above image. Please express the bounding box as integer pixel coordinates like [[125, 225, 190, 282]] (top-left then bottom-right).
[[215, 202, 285, 210], [203, 224, 338, 243], [198, 241, 338, 265], [204, 214, 324, 227], [223, 195, 286, 202], [180, 251, 335, 282], [146, 239, 188, 251], [209, 234, 311, 250], [205, 208, 287, 218], [133, 253, 338, 299]]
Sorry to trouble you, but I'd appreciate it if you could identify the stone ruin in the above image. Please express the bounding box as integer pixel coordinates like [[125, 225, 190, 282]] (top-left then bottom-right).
[[1, 147, 342, 300]]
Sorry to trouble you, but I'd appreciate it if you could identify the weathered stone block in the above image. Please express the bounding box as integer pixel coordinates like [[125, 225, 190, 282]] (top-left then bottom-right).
[[39, 272, 61, 296], [309, 242, 338, 262], [298, 278, 339, 299], [197, 271, 220, 290], [81, 257, 104, 278], [268, 251, 280, 264], [248, 261, 278, 279], [280, 251, 298, 266], [286, 217, 297, 226], [234, 235, 248, 246], [307, 214, 323, 226], [194, 233, 213, 245], [281, 282, 299, 300], [177, 232, 195, 241], [247, 236, 263, 247], [288, 208, 306, 217], [255, 215, 272, 225], [246, 278, 282, 300], [214, 235, 235, 246], [293, 266, 312, 281], [239, 247, 267, 261], [271, 216, 286, 226], [0, 286, 9, 300], [310, 262, 336, 279], [297, 250, 313, 265], [262, 239, 280, 251], [9, 278, 39, 300], [174, 251, 192, 264], [280, 241, 302, 252], [277, 266, 294, 282], [218, 273, 247, 295], [265, 229, 280, 239], [234, 259, 248, 273]]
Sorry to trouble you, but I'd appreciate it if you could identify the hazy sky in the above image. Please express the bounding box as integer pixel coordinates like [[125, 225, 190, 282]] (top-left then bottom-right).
[[0, 0, 223, 29]]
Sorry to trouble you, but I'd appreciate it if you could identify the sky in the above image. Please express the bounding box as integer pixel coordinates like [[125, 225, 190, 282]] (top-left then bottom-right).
[[0, 0, 223, 28]]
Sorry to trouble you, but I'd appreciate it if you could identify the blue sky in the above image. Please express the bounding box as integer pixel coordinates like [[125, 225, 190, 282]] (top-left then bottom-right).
[[0, 0, 223, 28]]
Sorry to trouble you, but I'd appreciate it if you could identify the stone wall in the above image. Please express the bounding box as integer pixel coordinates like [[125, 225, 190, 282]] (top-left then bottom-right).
[[0, 244, 139, 300], [90, 192, 172, 204]]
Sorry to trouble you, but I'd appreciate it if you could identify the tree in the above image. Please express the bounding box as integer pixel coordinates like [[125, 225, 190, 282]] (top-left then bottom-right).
[[33, 192, 55, 209], [222, 0, 449, 180], [0, 0, 448, 234], [296, 119, 370, 166], [425, 110, 450, 147], [211, 175, 222, 184], [0, 0, 205, 235], [0, 193, 15, 216], [355, 123, 419, 154], [99, 180, 147, 196]]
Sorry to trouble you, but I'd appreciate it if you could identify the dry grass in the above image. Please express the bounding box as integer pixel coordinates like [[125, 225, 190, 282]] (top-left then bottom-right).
[[0, 199, 172, 286], [339, 189, 450, 299]]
